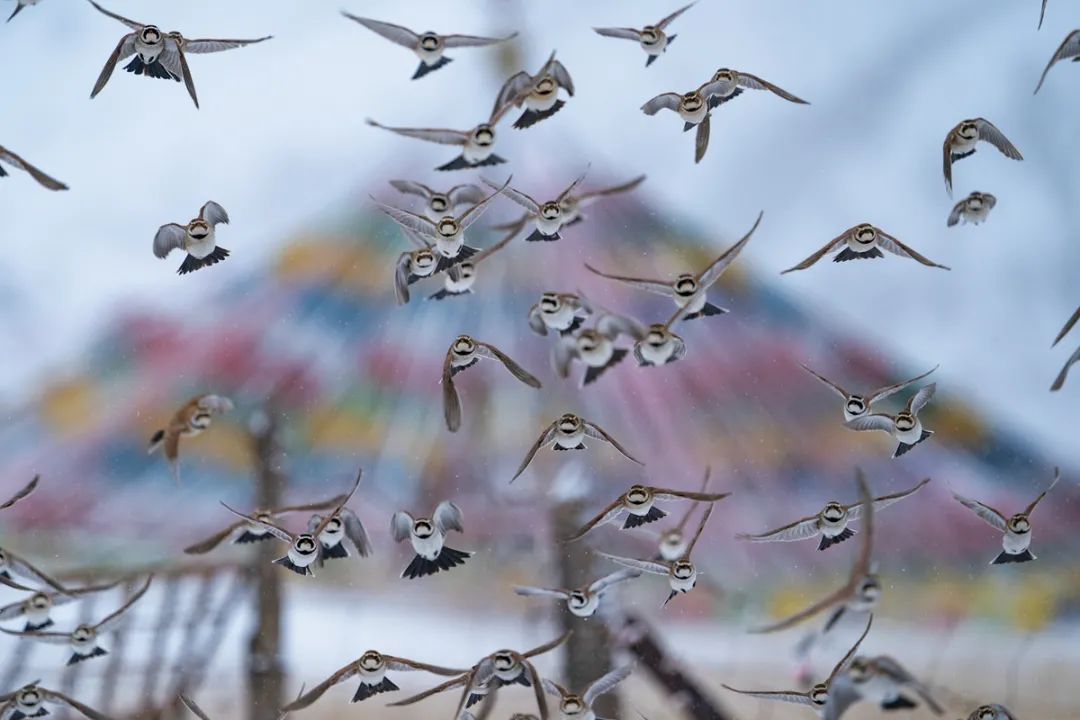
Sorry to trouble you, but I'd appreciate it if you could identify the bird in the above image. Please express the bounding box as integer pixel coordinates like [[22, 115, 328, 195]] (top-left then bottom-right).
[[482, 169, 588, 242], [598, 503, 715, 606], [556, 174, 646, 227], [750, 469, 878, 634], [963, 705, 1018, 720], [1, 475, 39, 511], [950, 468, 1060, 564], [636, 468, 713, 561], [781, 224, 949, 273], [0, 146, 67, 190], [366, 97, 519, 171], [824, 655, 944, 719], [0, 682, 113, 720], [183, 491, 352, 554], [542, 665, 634, 720], [394, 248, 441, 305], [527, 293, 593, 336], [87, 0, 271, 108], [153, 201, 231, 275], [340, 13, 516, 80], [736, 478, 930, 551], [0, 575, 152, 665], [388, 180, 489, 221], [388, 633, 570, 720], [641, 78, 730, 163], [723, 615, 873, 717], [564, 473, 730, 541], [427, 223, 515, 301], [1035, 30, 1080, 93], [281, 650, 466, 707], [632, 303, 693, 368], [391, 500, 473, 579], [947, 192, 997, 227], [514, 569, 641, 618], [442, 334, 541, 432], [374, 177, 509, 271], [511, 413, 644, 483], [307, 507, 373, 565], [705, 68, 809, 108], [147, 393, 234, 483], [0, 547, 68, 594], [493, 51, 575, 129], [0, 580, 119, 632], [220, 469, 363, 576], [552, 309, 646, 386], [800, 364, 938, 423], [942, 119, 1023, 196], [593, 3, 695, 67], [587, 210, 763, 321], [844, 383, 937, 458]]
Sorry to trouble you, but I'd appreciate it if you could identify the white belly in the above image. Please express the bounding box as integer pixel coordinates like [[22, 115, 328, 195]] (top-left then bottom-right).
[[26, 605, 51, 624], [670, 572, 697, 593], [526, 91, 559, 111], [535, 215, 563, 236], [626, 499, 655, 517], [640, 34, 668, 55], [416, 46, 444, 64], [659, 537, 687, 561], [463, 141, 494, 163], [568, 595, 599, 618], [951, 135, 977, 154], [1003, 531, 1031, 554], [855, 675, 897, 704], [578, 340, 614, 368], [411, 533, 444, 560], [134, 39, 161, 62], [845, 235, 879, 255], [435, 234, 464, 258], [544, 305, 576, 330], [820, 515, 849, 538], [679, 105, 708, 125], [359, 665, 387, 684], [288, 546, 318, 568], [186, 233, 217, 259], [445, 273, 475, 293], [893, 419, 923, 444], [962, 205, 991, 224], [675, 292, 705, 313], [638, 341, 675, 366], [554, 427, 585, 449]]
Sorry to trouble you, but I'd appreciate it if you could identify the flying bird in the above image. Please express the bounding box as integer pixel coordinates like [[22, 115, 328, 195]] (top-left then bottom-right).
[[947, 192, 997, 227], [800, 364, 938, 423], [482, 169, 588, 242], [950, 468, 1060, 564], [593, 3, 695, 66], [282, 650, 466, 707], [723, 615, 873, 716], [0, 575, 152, 665], [942, 118, 1023, 196], [148, 393, 234, 483], [963, 705, 1018, 720], [1035, 29, 1080, 93], [514, 569, 641, 618], [706, 67, 809, 108], [781, 224, 949, 273], [642, 78, 730, 163], [511, 413, 643, 483], [587, 210, 762, 320], [307, 507, 373, 565], [442, 335, 541, 432], [391, 500, 473, 579], [0, 547, 69, 594], [737, 478, 930, 551], [493, 51, 575, 129], [428, 227, 515, 301], [153, 201, 231, 275], [542, 665, 634, 720], [87, 0, 271, 108], [844, 383, 937, 458], [565, 477, 729, 543], [1, 475, 39, 511], [824, 655, 944, 719], [0, 146, 67, 190], [0, 682, 114, 720], [0, 581, 119, 632], [341, 13, 516, 80], [388, 180, 489, 221], [632, 302, 695, 368], [220, 470, 363, 576], [183, 491, 352, 554], [552, 309, 645, 386], [393, 248, 440, 305], [750, 469, 878, 634], [527, 292, 593, 336]]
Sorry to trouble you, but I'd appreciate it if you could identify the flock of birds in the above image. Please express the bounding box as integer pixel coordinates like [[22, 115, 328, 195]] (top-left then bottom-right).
[[0, 2, 1076, 720]]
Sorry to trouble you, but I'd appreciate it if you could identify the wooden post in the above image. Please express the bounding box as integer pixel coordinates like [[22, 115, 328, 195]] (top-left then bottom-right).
[[552, 499, 619, 720], [247, 408, 286, 720]]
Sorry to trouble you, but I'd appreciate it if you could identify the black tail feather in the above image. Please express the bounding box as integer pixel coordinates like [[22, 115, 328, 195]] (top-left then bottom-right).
[[623, 506, 668, 529], [351, 677, 398, 702], [177, 247, 230, 275], [560, 317, 585, 336], [992, 549, 1036, 565], [583, 348, 628, 386], [25, 619, 54, 632], [466, 694, 486, 708], [818, 527, 856, 551], [893, 430, 934, 458], [427, 288, 471, 301], [67, 647, 108, 666], [449, 358, 479, 377], [834, 246, 884, 263], [123, 55, 177, 80], [470, 153, 507, 167], [950, 149, 976, 163], [7, 4, 24, 22], [524, 228, 560, 242], [320, 542, 350, 560], [646, 53, 658, 68], [881, 697, 918, 711], [234, 531, 272, 545], [553, 443, 587, 451], [273, 556, 313, 577], [401, 546, 472, 579], [708, 87, 742, 110], [513, 100, 565, 129], [683, 121, 695, 132], [0, 165, 8, 176], [411, 56, 452, 80]]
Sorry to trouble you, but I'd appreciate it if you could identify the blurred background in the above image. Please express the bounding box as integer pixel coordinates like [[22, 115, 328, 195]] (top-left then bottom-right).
[[0, 1, 1077, 719]]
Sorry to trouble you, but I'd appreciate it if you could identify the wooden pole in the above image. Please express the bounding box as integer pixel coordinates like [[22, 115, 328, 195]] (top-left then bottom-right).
[[247, 408, 286, 720]]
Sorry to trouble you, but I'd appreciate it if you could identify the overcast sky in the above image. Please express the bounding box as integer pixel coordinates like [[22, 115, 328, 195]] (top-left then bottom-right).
[[0, 0, 1076, 465]]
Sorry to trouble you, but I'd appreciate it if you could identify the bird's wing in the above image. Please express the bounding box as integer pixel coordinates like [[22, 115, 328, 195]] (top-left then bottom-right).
[[951, 491, 1008, 532], [221, 503, 295, 543], [843, 414, 896, 435], [799, 364, 850, 399], [1051, 346, 1080, 391], [183, 36, 272, 54], [598, 552, 668, 576], [442, 349, 462, 432], [391, 511, 415, 542], [657, 2, 696, 29], [443, 32, 518, 49], [385, 655, 469, 675], [562, 499, 626, 543], [826, 615, 874, 684], [905, 382, 936, 414], [0, 475, 39, 510], [946, 199, 965, 227], [0, 149, 67, 191], [178, 696, 212, 720], [467, 224, 515, 266], [153, 224, 188, 259], [1024, 467, 1061, 516], [340, 509, 373, 557], [866, 365, 939, 404], [588, 567, 642, 594], [373, 199, 438, 239], [477, 342, 542, 388], [583, 421, 644, 465], [694, 114, 711, 164], [199, 201, 229, 226], [90, 34, 138, 99], [592, 27, 642, 41], [1052, 306, 1080, 347], [386, 674, 468, 707], [943, 129, 956, 194], [511, 422, 558, 483], [652, 488, 731, 503], [447, 183, 489, 208], [848, 478, 931, 518], [389, 179, 434, 199], [485, 178, 540, 216], [583, 664, 633, 705], [493, 70, 534, 113], [640, 92, 682, 115], [735, 514, 821, 543], [4, 551, 68, 593], [735, 72, 809, 103], [556, 166, 591, 204], [584, 263, 673, 296], [596, 311, 647, 342], [684, 503, 714, 558], [575, 174, 646, 207], [459, 176, 511, 230], [95, 575, 153, 633], [341, 14, 418, 48], [280, 663, 358, 711], [821, 675, 862, 720], [514, 586, 570, 600], [182, 520, 246, 554], [875, 230, 950, 269], [86, 0, 144, 29], [697, 210, 763, 287], [433, 500, 465, 535], [780, 231, 848, 274], [850, 468, 874, 581], [720, 686, 812, 707], [44, 690, 113, 720], [975, 118, 1023, 159], [365, 119, 468, 146], [748, 582, 852, 634], [522, 630, 572, 659]]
